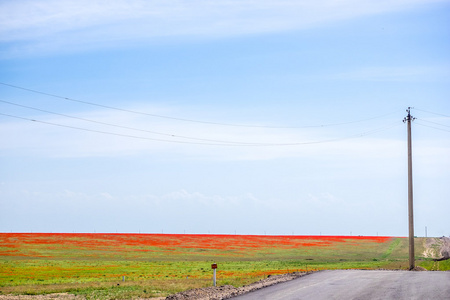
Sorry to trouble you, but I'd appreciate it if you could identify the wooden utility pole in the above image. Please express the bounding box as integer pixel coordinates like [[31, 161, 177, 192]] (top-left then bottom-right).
[[403, 107, 415, 270]]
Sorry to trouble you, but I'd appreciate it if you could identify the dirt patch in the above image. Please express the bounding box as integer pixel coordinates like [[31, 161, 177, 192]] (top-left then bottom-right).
[[434, 237, 450, 261], [422, 237, 450, 260], [422, 238, 436, 258], [411, 266, 427, 271], [164, 272, 308, 300]]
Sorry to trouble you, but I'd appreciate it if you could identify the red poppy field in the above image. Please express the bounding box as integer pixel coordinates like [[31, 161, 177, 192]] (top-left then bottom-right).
[[0, 233, 423, 298]]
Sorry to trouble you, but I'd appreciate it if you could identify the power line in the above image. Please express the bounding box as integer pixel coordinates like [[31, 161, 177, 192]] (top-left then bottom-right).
[[0, 99, 263, 145], [416, 118, 450, 128], [0, 112, 402, 147], [0, 112, 237, 146], [414, 108, 450, 118], [0, 82, 400, 128], [415, 121, 450, 133]]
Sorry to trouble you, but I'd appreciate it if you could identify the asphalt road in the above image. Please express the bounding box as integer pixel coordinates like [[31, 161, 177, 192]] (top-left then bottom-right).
[[231, 270, 450, 300]]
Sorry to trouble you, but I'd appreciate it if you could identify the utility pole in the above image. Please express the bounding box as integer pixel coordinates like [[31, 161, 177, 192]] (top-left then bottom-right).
[[403, 107, 415, 270]]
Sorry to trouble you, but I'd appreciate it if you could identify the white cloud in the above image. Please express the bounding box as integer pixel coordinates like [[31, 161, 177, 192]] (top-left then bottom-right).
[[0, 104, 407, 161], [326, 66, 450, 82], [0, 0, 444, 56]]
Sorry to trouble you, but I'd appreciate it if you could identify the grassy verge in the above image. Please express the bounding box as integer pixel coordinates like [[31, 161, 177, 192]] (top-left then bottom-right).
[[0, 234, 441, 299], [0, 259, 413, 299], [417, 259, 450, 271]]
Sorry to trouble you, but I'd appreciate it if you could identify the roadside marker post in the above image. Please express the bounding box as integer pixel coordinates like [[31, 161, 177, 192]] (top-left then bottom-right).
[[212, 263, 218, 286]]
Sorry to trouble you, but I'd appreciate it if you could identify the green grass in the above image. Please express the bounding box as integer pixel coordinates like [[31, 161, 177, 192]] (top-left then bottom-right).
[[0, 234, 441, 299], [417, 259, 450, 271], [0, 259, 403, 299]]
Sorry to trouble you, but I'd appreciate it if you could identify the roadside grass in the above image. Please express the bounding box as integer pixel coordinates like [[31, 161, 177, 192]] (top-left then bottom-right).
[[0, 279, 212, 299], [0, 260, 403, 299], [417, 259, 450, 271], [0, 234, 436, 299]]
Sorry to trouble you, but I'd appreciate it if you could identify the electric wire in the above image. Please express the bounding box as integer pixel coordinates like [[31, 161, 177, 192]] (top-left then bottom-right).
[[0, 82, 401, 128], [0, 112, 402, 147], [415, 121, 450, 133], [0, 112, 238, 146], [414, 108, 450, 118], [0, 99, 265, 145], [416, 118, 450, 128]]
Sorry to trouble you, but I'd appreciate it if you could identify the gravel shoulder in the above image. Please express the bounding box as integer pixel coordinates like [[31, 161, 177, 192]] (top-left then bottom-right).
[[164, 272, 308, 300]]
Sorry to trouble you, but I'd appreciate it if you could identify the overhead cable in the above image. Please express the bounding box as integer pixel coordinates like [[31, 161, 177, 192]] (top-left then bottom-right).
[[415, 121, 450, 133], [0, 112, 402, 147], [0, 99, 262, 145], [416, 118, 450, 128], [0, 82, 401, 128], [414, 108, 450, 118], [0, 112, 239, 146]]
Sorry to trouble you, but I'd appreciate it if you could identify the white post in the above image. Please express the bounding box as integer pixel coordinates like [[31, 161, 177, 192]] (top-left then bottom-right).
[[212, 263, 217, 286]]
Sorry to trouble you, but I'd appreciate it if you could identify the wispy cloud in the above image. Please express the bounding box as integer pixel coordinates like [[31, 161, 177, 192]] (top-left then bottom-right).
[[0, 0, 443, 56], [0, 103, 406, 161], [326, 65, 450, 82]]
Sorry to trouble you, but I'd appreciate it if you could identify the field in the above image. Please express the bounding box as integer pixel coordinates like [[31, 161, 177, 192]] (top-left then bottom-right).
[[0, 233, 447, 299]]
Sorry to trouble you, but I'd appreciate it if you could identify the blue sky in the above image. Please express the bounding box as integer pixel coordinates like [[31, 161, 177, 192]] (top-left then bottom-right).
[[1, 0, 449, 237]]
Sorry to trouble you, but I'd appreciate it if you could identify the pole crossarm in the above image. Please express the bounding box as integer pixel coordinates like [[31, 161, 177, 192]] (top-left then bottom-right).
[[403, 107, 416, 123]]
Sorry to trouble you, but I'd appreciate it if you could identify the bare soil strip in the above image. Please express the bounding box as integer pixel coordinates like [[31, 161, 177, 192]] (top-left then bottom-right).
[[164, 272, 308, 300]]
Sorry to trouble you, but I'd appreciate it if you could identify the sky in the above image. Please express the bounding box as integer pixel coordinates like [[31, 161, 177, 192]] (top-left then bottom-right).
[[0, 0, 449, 237]]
